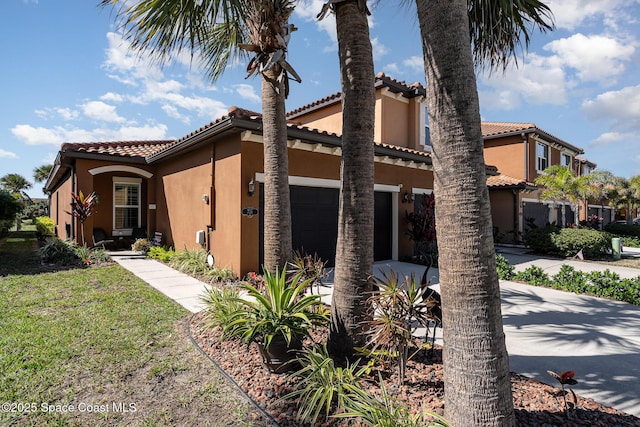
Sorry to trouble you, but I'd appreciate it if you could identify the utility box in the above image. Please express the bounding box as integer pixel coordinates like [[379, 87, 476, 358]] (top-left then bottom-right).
[[612, 237, 622, 260], [196, 230, 206, 245]]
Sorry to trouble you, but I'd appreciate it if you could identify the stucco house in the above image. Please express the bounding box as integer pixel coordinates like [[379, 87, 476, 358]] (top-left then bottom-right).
[[44, 72, 602, 273]]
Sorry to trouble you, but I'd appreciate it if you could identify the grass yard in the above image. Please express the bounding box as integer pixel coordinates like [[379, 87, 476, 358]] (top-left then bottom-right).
[[0, 231, 268, 427]]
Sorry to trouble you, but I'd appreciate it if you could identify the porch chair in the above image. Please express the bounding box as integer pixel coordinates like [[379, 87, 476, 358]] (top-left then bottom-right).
[[92, 228, 115, 249]]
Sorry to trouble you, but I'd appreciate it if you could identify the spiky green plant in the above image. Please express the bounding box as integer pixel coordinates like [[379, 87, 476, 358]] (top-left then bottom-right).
[[281, 345, 368, 425]]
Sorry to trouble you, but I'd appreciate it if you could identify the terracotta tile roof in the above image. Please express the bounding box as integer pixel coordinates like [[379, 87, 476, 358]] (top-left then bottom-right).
[[61, 140, 175, 158], [487, 174, 536, 189], [375, 141, 430, 159], [481, 122, 536, 137], [287, 72, 425, 120]]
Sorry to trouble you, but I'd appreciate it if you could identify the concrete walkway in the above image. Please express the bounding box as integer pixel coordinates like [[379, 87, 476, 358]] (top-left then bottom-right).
[[110, 249, 640, 417]]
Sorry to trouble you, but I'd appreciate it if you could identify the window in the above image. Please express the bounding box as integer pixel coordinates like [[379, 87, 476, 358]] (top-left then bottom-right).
[[583, 165, 591, 175], [420, 104, 432, 151], [113, 177, 141, 230], [536, 142, 548, 172], [561, 153, 572, 168]]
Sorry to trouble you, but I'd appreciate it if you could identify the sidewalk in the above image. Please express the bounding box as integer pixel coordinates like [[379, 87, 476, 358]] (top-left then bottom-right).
[[110, 249, 640, 417]]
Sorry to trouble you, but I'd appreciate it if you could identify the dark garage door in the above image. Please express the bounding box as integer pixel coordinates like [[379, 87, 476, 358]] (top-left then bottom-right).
[[259, 185, 392, 267]]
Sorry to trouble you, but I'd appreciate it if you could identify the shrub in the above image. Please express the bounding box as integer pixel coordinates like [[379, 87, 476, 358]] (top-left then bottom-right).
[[39, 238, 79, 265], [131, 238, 151, 253], [495, 254, 515, 280], [202, 266, 237, 283], [514, 265, 550, 286], [552, 228, 612, 259], [147, 246, 175, 262], [524, 226, 612, 259], [35, 216, 55, 237], [201, 286, 244, 339], [604, 223, 640, 238], [523, 226, 560, 255], [170, 247, 208, 274]]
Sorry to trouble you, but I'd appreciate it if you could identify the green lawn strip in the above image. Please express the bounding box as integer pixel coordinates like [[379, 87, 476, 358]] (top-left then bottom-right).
[[0, 264, 188, 425], [0, 230, 41, 275]]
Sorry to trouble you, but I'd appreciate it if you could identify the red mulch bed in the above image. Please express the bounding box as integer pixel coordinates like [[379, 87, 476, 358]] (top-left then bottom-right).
[[189, 313, 640, 427]]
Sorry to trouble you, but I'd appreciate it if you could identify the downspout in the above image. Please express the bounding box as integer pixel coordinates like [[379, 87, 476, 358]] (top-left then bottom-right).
[[522, 133, 529, 181], [71, 163, 76, 241], [207, 143, 215, 253], [512, 189, 519, 242]]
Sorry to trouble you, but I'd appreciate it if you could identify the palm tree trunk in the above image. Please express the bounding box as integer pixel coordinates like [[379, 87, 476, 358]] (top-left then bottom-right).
[[261, 67, 293, 272], [327, 0, 376, 361], [417, 0, 515, 425]]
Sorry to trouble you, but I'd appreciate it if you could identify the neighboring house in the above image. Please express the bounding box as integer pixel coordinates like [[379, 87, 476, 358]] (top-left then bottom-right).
[[44, 72, 605, 273], [481, 122, 609, 242]]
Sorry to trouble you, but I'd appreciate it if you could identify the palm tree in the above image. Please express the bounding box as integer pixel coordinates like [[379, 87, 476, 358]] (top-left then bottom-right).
[[609, 176, 640, 224], [33, 165, 53, 183], [319, 0, 376, 361], [585, 170, 616, 226], [535, 165, 583, 227], [415, 0, 553, 425], [101, 0, 297, 272], [0, 173, 32, 195]]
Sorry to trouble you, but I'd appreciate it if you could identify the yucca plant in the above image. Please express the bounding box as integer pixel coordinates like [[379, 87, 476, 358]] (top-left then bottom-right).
[[226, 268, 328, 372], [201, 286, 244, 340], [337, 373, 450, 427], [281, 345, 368, 425], [229, 268, 328, 348]]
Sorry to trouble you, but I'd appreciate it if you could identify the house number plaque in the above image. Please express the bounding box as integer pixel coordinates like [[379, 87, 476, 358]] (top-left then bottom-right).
[[242, 207, 259, 218]]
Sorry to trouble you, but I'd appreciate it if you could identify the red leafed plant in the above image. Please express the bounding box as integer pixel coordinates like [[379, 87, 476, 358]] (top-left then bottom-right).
[[548, 370, 578, 417], [65, 191, 98, 246]]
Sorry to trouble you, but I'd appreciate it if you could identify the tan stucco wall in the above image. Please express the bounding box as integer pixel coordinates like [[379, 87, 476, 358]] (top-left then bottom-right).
[[484, 136, 525, 179], [209, 138, 243, 274], [155, 145, 214, 253], [489, 190, 518, 242], [291, 102, 343, 135], [50, 176, 73, 240]]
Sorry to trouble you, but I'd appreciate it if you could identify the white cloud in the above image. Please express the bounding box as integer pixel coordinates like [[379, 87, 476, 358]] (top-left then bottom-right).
[[11, 125, 62, 146], [544, 34, 634, 83], [479, 53, 568, 110], [234, 84, 260, 103], [371, 37, 389, 60], [582, 85, 640, 132], [11, 123, 170, 146], [162, 105, 191, 124], [403, 56, 423, 74], [545, 0, 630, 30], [102, 32, 163, 85], [100, 92, 124, 102], [0, 149, 18, 159], [82, 101, 126, 123], [590, 131, 636, 147], [295, 0, 337, 45]]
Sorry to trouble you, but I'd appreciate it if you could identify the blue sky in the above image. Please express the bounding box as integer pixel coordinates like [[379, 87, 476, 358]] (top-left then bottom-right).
[[1, 0, 639, 199]]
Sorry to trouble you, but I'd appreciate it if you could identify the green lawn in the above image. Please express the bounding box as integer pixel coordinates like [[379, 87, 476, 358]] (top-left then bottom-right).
[[0, 231, 263, 426]]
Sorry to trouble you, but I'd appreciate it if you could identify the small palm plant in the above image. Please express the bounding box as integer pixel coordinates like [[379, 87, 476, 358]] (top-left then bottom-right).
[[364, 269, 433, 385]]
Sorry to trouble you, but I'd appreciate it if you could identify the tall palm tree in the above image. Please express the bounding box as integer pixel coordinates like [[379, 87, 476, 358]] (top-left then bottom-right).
[[33, 165, 53, 183], [319, 0, 376, 361], [101, 0, 297, 272], [415, 0, 552, 425]]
